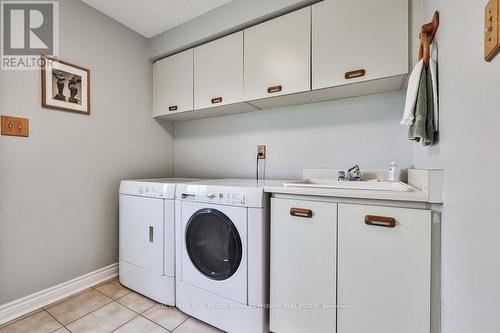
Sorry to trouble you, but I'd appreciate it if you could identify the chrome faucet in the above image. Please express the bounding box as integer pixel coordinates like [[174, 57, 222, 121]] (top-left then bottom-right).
[[338, 165, 361, 181]]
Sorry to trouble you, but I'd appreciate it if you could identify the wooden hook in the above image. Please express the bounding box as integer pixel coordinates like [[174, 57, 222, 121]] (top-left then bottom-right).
[[420, 32, 431, 65], [419, 11, 439, 65]]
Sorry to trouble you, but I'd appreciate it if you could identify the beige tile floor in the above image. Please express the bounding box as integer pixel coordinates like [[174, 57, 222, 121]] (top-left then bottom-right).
[[0, 278, 222, 333]]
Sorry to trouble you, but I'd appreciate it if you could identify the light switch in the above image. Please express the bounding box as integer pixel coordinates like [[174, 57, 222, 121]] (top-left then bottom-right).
[[485, 0, 500, 62], [1, 115, 29, 137]]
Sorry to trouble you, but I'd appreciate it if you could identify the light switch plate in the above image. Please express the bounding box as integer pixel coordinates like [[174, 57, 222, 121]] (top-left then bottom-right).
[[485, 0, 500, 61], [1, 115, 29, 137]]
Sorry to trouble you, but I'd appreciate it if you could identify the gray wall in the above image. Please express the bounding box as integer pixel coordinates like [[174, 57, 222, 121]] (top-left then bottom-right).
[[415, 0, 500, 332], [0, 0, 174, 304], [175, 91, 413, 179], [149, 0, 320, 59]]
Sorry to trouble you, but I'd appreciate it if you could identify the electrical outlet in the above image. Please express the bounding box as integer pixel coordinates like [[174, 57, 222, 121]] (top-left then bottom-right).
[[1, 115, 29, 137], [485, 0, 500, 61], [257, 145, 266, 159]]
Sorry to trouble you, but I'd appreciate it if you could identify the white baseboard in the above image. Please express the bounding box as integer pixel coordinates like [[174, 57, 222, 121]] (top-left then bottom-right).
[[0, 263, 118, 326]]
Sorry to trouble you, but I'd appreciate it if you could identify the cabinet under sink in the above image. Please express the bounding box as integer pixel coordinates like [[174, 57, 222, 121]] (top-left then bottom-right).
[[270, 198, 432, 333]]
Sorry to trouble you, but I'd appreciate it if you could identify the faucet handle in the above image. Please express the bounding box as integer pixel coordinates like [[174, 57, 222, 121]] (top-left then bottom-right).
[[348, 165, 360, 173], [338, 170, 346, 181], [347, 165, 361, 180]]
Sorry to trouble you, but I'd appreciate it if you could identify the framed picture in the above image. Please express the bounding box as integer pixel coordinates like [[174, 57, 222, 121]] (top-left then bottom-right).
[[41, 56, 90, 115]]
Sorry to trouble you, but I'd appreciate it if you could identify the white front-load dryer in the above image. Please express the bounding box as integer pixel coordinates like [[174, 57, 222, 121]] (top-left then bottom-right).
[[175, 179, 280, 333], [119, 178, 197, 305]]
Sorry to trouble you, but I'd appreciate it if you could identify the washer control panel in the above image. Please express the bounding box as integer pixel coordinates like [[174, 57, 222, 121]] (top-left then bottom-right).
[[177, 184, 264, 208], [212, 192, 247, 206], [183, 191, 247, 206]]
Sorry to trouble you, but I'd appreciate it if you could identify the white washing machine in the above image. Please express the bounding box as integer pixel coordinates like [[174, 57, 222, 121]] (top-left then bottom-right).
[[175, 179, 281, 333], [119, 178, 197, 305]]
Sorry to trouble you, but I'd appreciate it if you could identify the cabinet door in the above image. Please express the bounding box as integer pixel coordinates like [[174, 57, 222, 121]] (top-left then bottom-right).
[[194, 32, 244, 109], [119, 195, 164, 275], [338, 204, 431, 333], [312, 0, 408, 89], [270, 198, 336, 333], [153, 49, 193, 116], [244, 7, 311, 101]]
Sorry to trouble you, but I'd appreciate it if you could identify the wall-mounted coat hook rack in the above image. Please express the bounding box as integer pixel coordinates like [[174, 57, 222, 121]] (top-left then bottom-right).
[[419, 11, 440, 65]]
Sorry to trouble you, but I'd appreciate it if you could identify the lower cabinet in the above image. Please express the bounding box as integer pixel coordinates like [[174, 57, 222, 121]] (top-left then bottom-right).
[[338, 204, 431, 333], [270, 198, 337, 333], [270, 198, 432, 333]]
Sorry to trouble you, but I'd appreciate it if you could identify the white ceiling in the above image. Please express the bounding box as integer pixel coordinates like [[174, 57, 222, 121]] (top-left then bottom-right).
[[82, 0, 233, 38]]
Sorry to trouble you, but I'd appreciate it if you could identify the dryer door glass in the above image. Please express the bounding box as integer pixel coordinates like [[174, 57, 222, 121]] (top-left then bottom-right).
[[185, 208, 243, 281]]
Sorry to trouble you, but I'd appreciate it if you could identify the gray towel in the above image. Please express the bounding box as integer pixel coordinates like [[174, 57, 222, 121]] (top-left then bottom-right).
[[409, 65, 435, 146]]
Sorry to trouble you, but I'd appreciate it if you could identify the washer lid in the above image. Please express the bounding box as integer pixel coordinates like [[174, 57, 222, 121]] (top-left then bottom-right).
[[120, 178, 197, 199]]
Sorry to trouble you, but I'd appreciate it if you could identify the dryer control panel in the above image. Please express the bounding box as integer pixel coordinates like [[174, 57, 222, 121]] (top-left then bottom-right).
[[120, 179, 197, 199], [120, 181, 175, 199]]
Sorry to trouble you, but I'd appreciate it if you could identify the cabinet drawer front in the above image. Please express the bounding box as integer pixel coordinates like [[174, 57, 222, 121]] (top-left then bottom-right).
[[270, 198, 336, 333], [312, 0, 408, 89], [194, 32, 244, 109], [244, 7, 311, 101], [153, 49, 194, 116], [338, 204, 431, 333]]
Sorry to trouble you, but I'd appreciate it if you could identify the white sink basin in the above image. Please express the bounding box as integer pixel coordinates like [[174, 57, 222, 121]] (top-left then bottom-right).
[[284, 179, 415, 192]]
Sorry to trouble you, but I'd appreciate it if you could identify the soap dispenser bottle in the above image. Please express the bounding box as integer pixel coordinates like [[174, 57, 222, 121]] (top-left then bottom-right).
[[388, 161, 400, 182]]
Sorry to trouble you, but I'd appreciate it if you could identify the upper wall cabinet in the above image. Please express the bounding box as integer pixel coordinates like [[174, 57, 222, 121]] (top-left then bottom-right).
[[153, 49, 193, 117], [154, 2, 409, 121], [244, 7, 311, 101], [194, 32, 245, 109], [312, 0, 408, 90]]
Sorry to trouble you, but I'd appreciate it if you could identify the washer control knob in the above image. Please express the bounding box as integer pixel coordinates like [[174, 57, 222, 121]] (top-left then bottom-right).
[[207, 193, 216, 200]]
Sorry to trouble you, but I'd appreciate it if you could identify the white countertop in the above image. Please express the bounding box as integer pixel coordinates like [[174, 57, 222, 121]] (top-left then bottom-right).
[[264, 183, 431, 202], [263, 169, 444, 204]]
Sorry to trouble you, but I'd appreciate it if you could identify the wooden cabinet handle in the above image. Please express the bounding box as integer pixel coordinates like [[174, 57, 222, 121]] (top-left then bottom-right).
[[290, 208, 313, 218], [365, 215, 396, 228], [211, 97, 223, 104], [169, 105, 178, 112], [267, 85, 283, 94], [345, 69, 366, 80]]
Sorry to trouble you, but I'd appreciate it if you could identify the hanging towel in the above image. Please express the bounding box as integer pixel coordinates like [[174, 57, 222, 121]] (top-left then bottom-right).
[[409, 65, 435, 146], [400, 59, 424, 126], [429, 43, 439, 130]]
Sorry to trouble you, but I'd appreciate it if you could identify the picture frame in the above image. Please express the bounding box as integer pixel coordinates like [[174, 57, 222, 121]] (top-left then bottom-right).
[[41, 56, 90, 115]]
